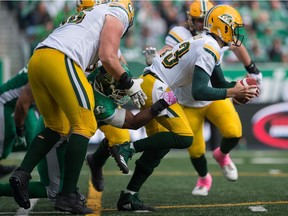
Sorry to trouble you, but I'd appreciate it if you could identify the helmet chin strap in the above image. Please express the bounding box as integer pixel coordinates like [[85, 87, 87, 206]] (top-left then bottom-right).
[[210, 32, 227, 48]]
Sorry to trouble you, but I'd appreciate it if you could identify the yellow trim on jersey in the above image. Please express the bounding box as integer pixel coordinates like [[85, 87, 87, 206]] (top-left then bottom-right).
[[168, 31, 184, 43], [203, 44, 220, 63]]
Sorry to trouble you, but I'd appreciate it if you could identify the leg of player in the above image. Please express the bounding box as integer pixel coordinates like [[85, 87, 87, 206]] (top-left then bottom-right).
[[182, 105, 212, 196], [110, 74, 194, 174], [208, 99, 241, 181], [86, 124, 131, 191], [117, 149, 170, 212]]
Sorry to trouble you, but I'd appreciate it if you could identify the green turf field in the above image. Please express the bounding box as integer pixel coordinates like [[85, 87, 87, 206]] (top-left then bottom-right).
[[1, 149, 288, 215]]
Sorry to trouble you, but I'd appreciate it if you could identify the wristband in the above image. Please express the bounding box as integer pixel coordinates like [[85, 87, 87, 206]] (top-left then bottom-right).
[[245, 61, 260, 74], [150, 99, 169, 116], [16, 125, 25, 137], [118, 72, 133, 90]]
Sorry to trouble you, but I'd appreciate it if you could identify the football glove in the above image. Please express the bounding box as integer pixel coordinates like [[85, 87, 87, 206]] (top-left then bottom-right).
[[143, 47, 157, 66], [248, 72, 263, 85], [126, 78, 147, 108], [160, 90, 177, 106], [245, 61, 262, 85], [13, 126, 27, 148]]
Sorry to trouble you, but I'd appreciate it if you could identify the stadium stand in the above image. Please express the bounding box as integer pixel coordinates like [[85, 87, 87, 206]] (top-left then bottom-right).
[[1, 0, 288, 79]]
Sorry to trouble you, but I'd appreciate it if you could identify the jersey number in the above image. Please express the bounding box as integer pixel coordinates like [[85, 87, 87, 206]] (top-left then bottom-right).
[[60, 8, 93, 26], [161, 42, 190, 69]]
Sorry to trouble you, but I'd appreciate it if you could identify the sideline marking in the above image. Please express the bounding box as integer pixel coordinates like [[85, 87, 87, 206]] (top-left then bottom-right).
[[103, 170, 288, 177], [249, 206, 268, 212], [101, 200, 288, 211], [86, 180, 102, 216]]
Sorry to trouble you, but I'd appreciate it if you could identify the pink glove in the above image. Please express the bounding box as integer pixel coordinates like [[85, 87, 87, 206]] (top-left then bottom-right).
[[161, 91, 177, 106]]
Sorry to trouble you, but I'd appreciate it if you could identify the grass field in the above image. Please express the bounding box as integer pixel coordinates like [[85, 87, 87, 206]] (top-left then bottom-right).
[[1, 148, 288, 216]]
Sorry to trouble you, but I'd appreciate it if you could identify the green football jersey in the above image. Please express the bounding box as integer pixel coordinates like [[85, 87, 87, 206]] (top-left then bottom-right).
[[0, 65, 28, 104], [87, 69, 118, 122], [87, 63, 132, 122]]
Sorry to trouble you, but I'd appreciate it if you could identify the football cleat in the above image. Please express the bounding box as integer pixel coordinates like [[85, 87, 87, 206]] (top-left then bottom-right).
[[213, 147, 238, 181], [109, 142, 134, 174], [86, 154, 104, 192], [117, 191, 156, 212], [55, 191, 93, 214], [191, 173, 212, 196], [9, 168, 31, 209]]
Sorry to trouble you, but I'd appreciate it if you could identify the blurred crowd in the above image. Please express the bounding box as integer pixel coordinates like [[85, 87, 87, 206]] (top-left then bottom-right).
[[3, 0, 288, 63]]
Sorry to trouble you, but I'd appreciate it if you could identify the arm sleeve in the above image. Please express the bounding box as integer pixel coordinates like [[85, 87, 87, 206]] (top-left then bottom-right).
[[210, 65, 236, 88], [103, 108, 126, 128], [192, 65, 227, 101]]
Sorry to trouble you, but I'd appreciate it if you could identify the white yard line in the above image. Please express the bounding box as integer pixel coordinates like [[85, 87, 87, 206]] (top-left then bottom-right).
[[251, 158, 288, 164]]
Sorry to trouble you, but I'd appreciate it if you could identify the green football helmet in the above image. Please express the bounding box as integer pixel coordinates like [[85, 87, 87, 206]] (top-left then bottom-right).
[[93, 63, 131, 106]]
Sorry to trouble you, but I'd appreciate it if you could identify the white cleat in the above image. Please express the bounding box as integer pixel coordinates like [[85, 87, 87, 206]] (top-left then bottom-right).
[[213, 147, 238, 181], [191, 173, 212, 196], [221, 162, 238, 181]]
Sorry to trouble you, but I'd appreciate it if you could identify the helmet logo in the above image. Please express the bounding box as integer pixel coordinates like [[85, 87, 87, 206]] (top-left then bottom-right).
[[219, 14, 233, 27]]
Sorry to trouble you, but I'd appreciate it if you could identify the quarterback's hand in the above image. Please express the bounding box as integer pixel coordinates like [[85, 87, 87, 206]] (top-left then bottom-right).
[[125, 78, 147, 108], [247, 72, 263, 85], [160, 91, 177, 106], [143, 47, 157, 66]]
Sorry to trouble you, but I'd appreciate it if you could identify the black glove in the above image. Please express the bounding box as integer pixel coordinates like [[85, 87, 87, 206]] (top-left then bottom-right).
[[245, 61, 263, 85]]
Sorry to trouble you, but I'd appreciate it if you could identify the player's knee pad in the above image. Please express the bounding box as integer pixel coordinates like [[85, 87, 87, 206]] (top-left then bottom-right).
[[187, 143, 205, 158], [221, 124, 242, 138]]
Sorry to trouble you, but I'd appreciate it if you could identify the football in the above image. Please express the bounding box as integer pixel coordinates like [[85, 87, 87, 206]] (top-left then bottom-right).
[[232, 77, 258, 105]]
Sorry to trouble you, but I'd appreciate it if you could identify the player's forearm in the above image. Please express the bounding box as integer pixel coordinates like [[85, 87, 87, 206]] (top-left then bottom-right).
[[122, 109, 154, 129], [192, 65, 228, 100], [231, 45, 251, 66], [14, 102, 29, 127]]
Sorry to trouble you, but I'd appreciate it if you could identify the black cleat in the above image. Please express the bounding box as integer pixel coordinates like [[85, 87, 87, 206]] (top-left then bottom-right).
[[9, 168, 31, 209], [86, 154, 104, 192], [0, 164, 17, 178], [55, 191, 93, 214], [117, 191, 156, 212]]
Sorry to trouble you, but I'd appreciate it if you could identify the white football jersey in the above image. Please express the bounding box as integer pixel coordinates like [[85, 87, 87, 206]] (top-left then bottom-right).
[[164, 26, 228, 107], [36, 3, 129, 71], [165, 26, 192, 47], [147, 33, 225, 107]]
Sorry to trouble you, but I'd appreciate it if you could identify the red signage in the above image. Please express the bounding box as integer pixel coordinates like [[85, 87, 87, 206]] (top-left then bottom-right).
[[252, 103, 288, 149]]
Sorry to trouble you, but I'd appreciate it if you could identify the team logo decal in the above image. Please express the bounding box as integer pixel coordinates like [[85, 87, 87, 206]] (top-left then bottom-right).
[[252, 103, 288, 149]]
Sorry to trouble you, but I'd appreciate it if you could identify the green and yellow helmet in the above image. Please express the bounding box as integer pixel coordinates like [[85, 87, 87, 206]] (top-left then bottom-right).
[[204, 5, 244, 46], [186, 0, 214, 35], [93, 63, 132, 106], [109, 0, 134, 28], [76, 0, 96, 12]]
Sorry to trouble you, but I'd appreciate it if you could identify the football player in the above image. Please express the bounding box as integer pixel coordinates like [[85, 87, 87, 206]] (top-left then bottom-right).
[[0, 65, 39, 179], [8, 0, 146, 214], [113, 4, 259, 211], [144, 0, 263, 196], [0, 63, 176, 205]]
